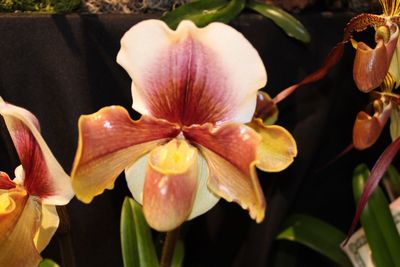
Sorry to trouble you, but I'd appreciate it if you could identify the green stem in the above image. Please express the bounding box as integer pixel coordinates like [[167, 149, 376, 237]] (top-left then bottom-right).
[[160, 228, 180, 267]]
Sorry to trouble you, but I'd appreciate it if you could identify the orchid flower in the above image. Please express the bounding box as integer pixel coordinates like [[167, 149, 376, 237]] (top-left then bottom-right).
[[0, 98, 74, 266], [340, 0, 400, 149], [71, 20, 297, 232]]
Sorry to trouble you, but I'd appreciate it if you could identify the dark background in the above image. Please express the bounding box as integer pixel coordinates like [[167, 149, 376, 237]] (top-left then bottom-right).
[[0, 12, 392, 266]]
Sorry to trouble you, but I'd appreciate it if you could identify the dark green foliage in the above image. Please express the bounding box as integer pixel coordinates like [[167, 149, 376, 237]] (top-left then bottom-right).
[[0, 0, 80, 13]]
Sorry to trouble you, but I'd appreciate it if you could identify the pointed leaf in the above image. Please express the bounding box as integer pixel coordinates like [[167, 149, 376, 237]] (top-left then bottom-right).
[[121, 197, 159, 267], [277, 214, 352, 267], [161, 0, 245, 30], [346, 138, 400, 244], [38, 259, 60, 267], [351, 164, 400, 267], [246, 0, 310, 43]]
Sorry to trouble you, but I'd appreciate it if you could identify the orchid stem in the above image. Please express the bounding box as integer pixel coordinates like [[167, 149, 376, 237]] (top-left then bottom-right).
[[56, 206, 76, 267], [160, 227, 180, 267]]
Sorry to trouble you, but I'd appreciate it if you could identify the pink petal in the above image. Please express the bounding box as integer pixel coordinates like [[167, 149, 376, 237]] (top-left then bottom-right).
[[142, 140, 198, 231], [117, 20, 266, 125], [0, 98, 73, 205], [184, 123, 266, 222], [71, 106, 180, 203]]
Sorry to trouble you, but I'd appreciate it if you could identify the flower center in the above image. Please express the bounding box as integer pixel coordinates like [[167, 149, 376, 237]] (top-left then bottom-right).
[[0, 192, 11, 212], [149, 139, 197, 174]]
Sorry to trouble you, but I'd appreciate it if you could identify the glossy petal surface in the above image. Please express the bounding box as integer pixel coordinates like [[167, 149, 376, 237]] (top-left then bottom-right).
[[0, 190, 42, 267], [125, 152, 219, 221], [143, 140, 198, 231], [353, 40, 389, 92], [184, 123, 265, 222], [0, 99, 73, 205], [117, 20, 266, 125], [71, 106, 180, 203], [353, 103, 392, 149], [248, 118, 297, 172]]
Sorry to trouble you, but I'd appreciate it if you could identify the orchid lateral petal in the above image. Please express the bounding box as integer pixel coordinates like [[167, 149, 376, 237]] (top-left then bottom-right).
[[345, 137, 400, 244], [125, 153, 219, 221], [352, 102, 392, 150], [117, 20, 266, 125], [0, 98, 73, 205], [142, 140, 198, 231], [248, 118, 297, 172], [34, 204, 59, 253], [0, 172, 15, 190], [184, 123, 265, 222], [343, 13, 385, 42], [0, 192, 42, 267], [71, 106, 180, 203]]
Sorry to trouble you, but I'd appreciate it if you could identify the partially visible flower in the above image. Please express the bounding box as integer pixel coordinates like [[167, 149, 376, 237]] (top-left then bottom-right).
[[71, 20, 297, 231], [336, 0, 400, 149], [0, 98, 74, 267]]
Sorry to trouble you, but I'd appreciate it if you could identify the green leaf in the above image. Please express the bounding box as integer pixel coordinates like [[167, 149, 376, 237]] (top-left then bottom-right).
[[161, 0, 245, 30], [353, 164, 400, 267], [384, 165, 400, 198], [277, 214, 352, 267], [171, 239, 184, 267], [38, 259, 60, 267], [121, 197, 159, 267], [246, 0, 310, 43]]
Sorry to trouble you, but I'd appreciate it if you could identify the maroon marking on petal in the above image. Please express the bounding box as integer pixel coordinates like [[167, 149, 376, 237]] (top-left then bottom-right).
[[183, 123, 266, 221], [137, 37, 237, 125], [0, 172, 15, 190], [75, 107, 181, 168], [6, 118, 54, 198]]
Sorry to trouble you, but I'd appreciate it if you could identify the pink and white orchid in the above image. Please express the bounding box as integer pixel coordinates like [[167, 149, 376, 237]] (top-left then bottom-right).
[[71, 20, 297, 231], [0, 98, 74, 266]]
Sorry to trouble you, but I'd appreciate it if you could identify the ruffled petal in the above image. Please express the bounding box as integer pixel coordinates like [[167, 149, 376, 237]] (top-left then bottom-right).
[[0, 189, 42, 267], [248, 118, 297, 172], [71, 106, 180, 203], [117, 20, 266, 125], [125, 152, 219, 221], [33, 204, 59, 253], [184, 123, 265, 222], [0, 98, 73, 205], [142, 139, 198, 231]]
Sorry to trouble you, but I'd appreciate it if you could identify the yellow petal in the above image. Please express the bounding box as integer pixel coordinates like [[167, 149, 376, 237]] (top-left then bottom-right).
[[143, 139, 198, 231], [34, 204, 59, 253], [248, 118, 297, 172], [0, 190, 42, 267]]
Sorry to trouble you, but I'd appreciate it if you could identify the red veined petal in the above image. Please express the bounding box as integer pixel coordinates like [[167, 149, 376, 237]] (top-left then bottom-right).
[[71, 106, 180, 203], [142, 139, 198, 231], [184, 123, 265, 222], [0, 172, 15, 190], [117, 20, 266, 125], [0, 98, 73, 205]]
